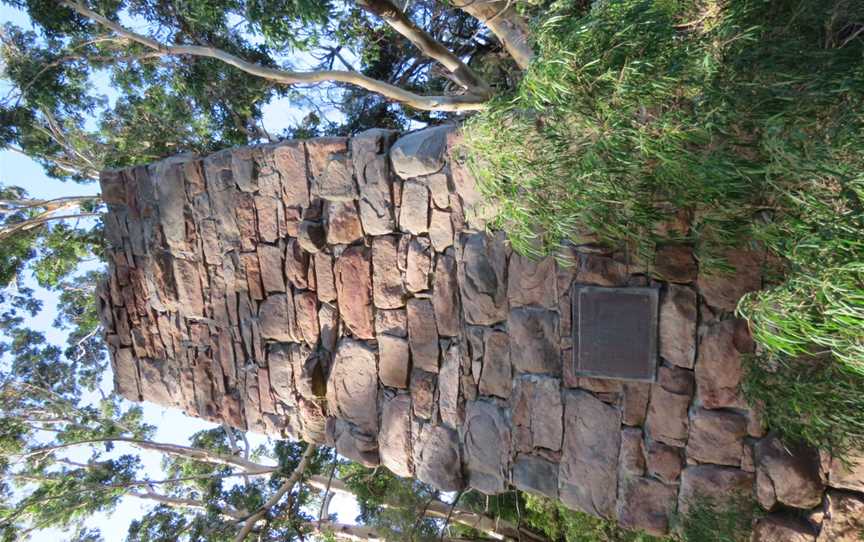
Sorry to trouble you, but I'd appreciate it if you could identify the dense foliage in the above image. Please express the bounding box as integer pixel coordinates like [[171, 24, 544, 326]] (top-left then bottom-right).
[[464, 0, 864, 454]]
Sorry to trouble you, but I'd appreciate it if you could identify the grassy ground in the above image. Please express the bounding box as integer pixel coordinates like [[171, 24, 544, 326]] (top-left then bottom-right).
[[465, 0, 864, 456]]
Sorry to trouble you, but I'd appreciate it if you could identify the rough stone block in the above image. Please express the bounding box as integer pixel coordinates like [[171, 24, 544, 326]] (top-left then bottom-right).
[[513, 454, 559, 499], [326, 339, 378, 434], [508, 307, 560, 376], [463, 400, 511, 494]]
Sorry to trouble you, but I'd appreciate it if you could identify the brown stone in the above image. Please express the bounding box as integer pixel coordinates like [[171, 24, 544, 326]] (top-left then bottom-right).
[[696, 319, 748, 409], [617, 477, 678, 536], [257, 244, 285, 293], [817, 491, 864, 542], [379, 393, 413, 477], [306, 137, 348, 179], [654, 243, 697, 283], [645, 367, 693, 447], [314, 252, 337, 302], [422, 172, 450, 208], [698, 248, 763, 312], [463, 400, 511, 494], [753, 515, 817, 542], [329, 419, 379, 467], [659, 284, 697, 368], [410, 370, 436, 420], [459, 232, 507, 325], [318, 303, 338, 352], [622, 382, 652, 426], [646, 440, 683, 484], [378, 335, 410, 389], [413, 423, 463, 491], [678, 466, 754, 518], [508, 253, 557, 308], [285, 239, 309, 290], [438, 343, 462, 428], [326, 339, 378, 434], [686, 409, 747, 467], [512, 376, 563, 453], [479, 330, 512, 399], [399, 181, 429, 234], [431, 250, 459, 337], [374, 308, 407, 338], [326, 201, 364, 245], [755, 436, 824, 510], [407, 298, 439, 373], [372, 235, 406, 309], [620, 428, 647, 477], [294, 291, 319, 345], [428, 209, 453, 251], [273, 141, 310, 208], [390, 126, 452, 179], [334, 246, 374, 340], [315, 157, 356, 201], [267, 343, 294, 406], [824, 453, 864, 493], [405, 236, 431, 293], [560, 390, 621, 518], [508, 307, 560, 375], [298, 220, 326, 253], [513, 454, 559, 499], [574, 253, 629, 286], [258, 293, 296, 342], [357, 149, 396, 236]]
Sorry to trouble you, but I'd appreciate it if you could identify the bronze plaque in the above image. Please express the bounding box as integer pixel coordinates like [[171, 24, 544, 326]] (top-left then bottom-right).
[[572, 286, 658, 382]]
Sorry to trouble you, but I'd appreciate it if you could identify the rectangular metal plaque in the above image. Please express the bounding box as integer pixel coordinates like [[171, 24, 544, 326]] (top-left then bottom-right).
[[572, 286, 659, 382]]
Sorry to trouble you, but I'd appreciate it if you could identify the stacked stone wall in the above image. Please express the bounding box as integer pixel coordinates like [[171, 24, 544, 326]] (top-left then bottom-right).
[[98, 126, 863, 538]]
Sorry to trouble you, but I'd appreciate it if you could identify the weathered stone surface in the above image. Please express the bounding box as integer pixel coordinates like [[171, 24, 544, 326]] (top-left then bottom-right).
[[479, 330, 511, 399], [411, 370, 436, 420], [258, 293, 296, 342], [431, 250, 459, 337], [513, 454, 559, 499], [508, 308, 560, 375], [285, 239, 309, 290], [334, 246, 374, 340], [459, 232, 507, 325], [318, 303, 338, 352], [326, 339, 378, 434], [646, 441, 682, 484], [698, 249, 762, 312], [390, 125, 453, 178], [407, 298, 439, 372], [574, 254, 629, 286], [696, 319, 749, 409], [422, 172, 450, 208], [463, 400, 511, 494], [413, 423, 463, 491], [315, 157, 356, 201], [617, 477, 678, 537], [686, 409, 747, 467], [357, 153, 396, 235], [257, 244, 285, 293], [824, 453, 864, 493], [372, 235, 406, 309], [678, 466, 754, 518], [299, 220, 327, 253], [654, 244, 697, 283], [817, 491, 864, 542], [314, 252, 337, 302], [428, 209, 453, 251], [438, 343, 462, 428], [620, 428, 647, 477], [512, 376, 563, 452], [508, 253, 556, 308], [560, 390, 621, 518], [326, 201, 364, 244], [307, 137, 348, 179], [378, 335, 410, 389], [753, 515, 817, 542], [659, 284, 697, 368], [645, 366, 693, 447], [399, 181, 429, 234], [405, 236, 432, 292], [329, 419, 379, 467], [379, 393, 413, 477], [267, 344, 294, 406], [375, 308, 407, 338], [755, 436, 824, 510], [622, 382, 651, 426], [294, 291, 320, 345]]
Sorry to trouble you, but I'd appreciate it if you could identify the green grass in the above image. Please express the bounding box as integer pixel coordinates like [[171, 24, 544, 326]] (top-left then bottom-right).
[[674, 495, 759, 542], [464, 0, 864, 454]]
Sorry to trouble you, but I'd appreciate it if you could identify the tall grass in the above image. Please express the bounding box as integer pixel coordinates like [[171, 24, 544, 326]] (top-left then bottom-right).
[[464, 0, 864, 453]]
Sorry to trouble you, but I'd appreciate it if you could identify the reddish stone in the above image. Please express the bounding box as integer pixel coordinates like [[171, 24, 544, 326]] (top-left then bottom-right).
[[698, 248, 763, 312], [696, 319, 747, 409], [509, 253, 557, 308], [410, 370, 436, 419], [479, 330, 512, 399], [257, 244, 285, 293], [654, 243, 697, 283], [326, 339, 378, 434], [407, 298, 439, 372], [378, 335, 410, 389], [405, 236, 432, 292], [399, 180, 429, 234], [646, 440, 683, 484], [314, 252, 337, 303], [294, 291, 319, 345], [617, 477, 678, 536], [325, 201, 364, 244], [428, 209, 453, 251], [334, 246, 374, 340], [284, 239, 309, 290], [512, 376, 563, 453], [659, 284, 697, 368], [372, 235, 406, 309], [432, 250, 459, 337], [686, 409, 747, 467]]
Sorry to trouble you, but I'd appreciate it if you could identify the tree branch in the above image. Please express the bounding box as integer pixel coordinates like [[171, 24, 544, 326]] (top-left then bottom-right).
[[452, 0, 534, 69], [233, 445, 316, 542], [356, 0, 492, 97], [60, 1, 489, 112]]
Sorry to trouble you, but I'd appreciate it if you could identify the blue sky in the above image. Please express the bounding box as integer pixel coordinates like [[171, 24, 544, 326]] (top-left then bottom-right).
[[0, 3, 360, 539]]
